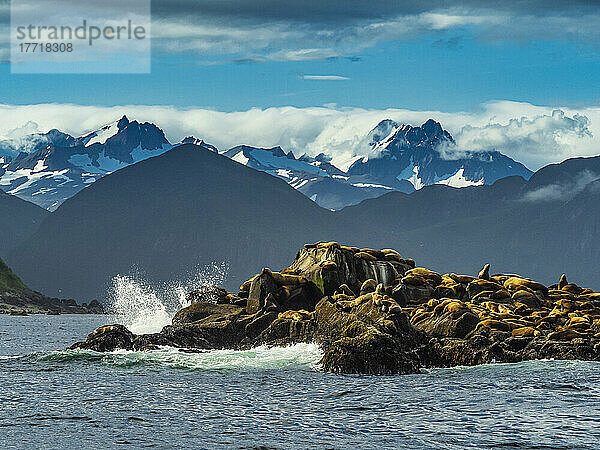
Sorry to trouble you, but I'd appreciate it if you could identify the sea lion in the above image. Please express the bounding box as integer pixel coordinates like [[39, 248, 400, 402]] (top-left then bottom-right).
[[360, 279, 378, 294], [388, 304, 403, 315], [271, 272, 306, 286], [558, 274, 568, 290], [504, 277, 548, 294], [405, 268, 442, 285], [355, 251, 377, 261], [511, 326, 537, 338], [335, 284, 355, 297], [316, 241, 341, 250], [478, 264, 491, 281], [304, 241, 323, 249]]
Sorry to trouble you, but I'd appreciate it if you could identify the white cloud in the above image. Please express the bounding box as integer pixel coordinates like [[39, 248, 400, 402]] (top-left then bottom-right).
[[443, 109, 593, 169], [303, 75, 350, 80], [0, 101, 598, 171], [522, 170, 600, 202], [3, 2, 600, 64], [149, 9, 600, 62]]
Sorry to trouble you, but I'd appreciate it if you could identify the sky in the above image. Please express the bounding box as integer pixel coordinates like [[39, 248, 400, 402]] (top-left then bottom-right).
[[0, 0, 599, 169]]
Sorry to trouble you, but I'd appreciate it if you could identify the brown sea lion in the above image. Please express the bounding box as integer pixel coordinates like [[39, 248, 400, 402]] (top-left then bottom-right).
[[478, 264, 491, 281]]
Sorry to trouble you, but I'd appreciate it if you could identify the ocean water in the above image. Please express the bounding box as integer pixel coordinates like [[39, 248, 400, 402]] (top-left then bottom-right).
[[2, 315, 600, 449]]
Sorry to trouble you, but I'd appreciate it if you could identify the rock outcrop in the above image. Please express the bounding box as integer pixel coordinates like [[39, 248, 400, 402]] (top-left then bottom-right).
[[70, 243, 600, 374], [1, 257, 104, 315]]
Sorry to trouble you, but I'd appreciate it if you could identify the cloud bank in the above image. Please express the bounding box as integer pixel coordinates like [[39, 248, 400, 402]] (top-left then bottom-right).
[[523, 170, 600, 202], [441, 110, 593, 169], [0, 101, 598, 171], [4, 0, 597, 64], [152, 1, 600, 62]]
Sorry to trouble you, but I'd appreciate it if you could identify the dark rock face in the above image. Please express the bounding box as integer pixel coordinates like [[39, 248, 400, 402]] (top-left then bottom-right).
[[69, 325, 134, 352], [70, 243, 600, 374]]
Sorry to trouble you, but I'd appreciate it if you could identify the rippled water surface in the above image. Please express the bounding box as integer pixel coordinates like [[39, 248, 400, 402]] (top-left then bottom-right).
[[2, 315, 600, 449]]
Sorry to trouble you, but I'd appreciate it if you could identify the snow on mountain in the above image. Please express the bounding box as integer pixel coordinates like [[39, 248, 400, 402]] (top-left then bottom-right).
[[0, 116, 174, 210], [0, 115, 535, 212], [83, 121, 120, 147], [347, 119, 533, 191], [222, 145, 409, 210]]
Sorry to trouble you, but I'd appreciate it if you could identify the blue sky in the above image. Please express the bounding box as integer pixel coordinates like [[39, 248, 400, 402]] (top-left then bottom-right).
[[2, 32, 600, 112], [0, 1, 599, 170], [2, 1, 600, 111]]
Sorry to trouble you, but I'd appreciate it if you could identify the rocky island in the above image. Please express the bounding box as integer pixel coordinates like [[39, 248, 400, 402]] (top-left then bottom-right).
[[71, 243, 600, 374], [0, 257, 104, 315]]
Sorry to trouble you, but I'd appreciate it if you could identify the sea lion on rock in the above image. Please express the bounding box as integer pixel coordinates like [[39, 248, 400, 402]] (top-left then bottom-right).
[[405, 268, 442, 285], [316, 242, 341, 250], [475, 319, 512, 333], [478, 264, 491, 281], [467, 279, 503, 298], [511, 290, 542, 309], [271, 272, 307, 286], [355, 251, 377, 261], [548, 329, 590, 341], [512, 326, 538, 338], [559, 274, 568, 290], [490, 289, 511, 301], [360, 248, 385, 259], [401, 274, 427, 287], [449, 273, 476, 285], [388, 304, 403, 315], [360, 279, 378, 294], [504, 277, 548, 295], [335, 284, 355, 297], [471, 291, 495, 303], [304, 241, 323, 249], [562, 284, 584, 296]]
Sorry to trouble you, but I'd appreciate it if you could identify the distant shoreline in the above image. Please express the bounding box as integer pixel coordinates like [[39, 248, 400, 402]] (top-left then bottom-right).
[[0, 293, 105, 316]]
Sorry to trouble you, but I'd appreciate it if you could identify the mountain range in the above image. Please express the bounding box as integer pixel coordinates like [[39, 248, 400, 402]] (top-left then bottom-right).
[[1, 116, 532, 211], [0, 116, 174, 210], [4, 143, 599, 302], [346, 118, 533, 190]]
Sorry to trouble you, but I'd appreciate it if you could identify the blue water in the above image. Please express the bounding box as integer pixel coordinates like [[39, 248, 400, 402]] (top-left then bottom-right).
[[2, 315, 600, 449]]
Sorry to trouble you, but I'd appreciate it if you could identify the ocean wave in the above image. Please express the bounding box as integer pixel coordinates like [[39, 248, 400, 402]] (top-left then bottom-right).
[[30, 343, 324, 372]]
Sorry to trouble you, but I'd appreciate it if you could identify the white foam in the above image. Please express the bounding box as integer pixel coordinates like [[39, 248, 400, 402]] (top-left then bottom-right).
[[108, 262, 229, 335], [57, 343, 323, 371]]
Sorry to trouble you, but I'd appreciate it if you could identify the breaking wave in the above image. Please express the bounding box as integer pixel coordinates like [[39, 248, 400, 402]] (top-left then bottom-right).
[[107, 262, 229, 334], [32, 343, 323, 372]]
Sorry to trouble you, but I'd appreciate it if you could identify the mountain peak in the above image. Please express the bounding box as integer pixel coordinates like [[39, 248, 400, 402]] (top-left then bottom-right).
[[422, 119, 443, 136], [117, 115, 130, 128], [366, 119, 400, 147], [181, 136, 203, 145]]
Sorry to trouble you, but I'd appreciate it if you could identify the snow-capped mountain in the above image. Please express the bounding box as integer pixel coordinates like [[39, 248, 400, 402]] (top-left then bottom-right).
[[347, 119, 533, 190], [0, 115, 534, 212], [222, 145, 410, 210], [0, 116, 175, 210]]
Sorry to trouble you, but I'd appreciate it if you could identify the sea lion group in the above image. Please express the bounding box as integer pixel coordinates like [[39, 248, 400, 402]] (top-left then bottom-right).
[[71, 242, 600, 374]]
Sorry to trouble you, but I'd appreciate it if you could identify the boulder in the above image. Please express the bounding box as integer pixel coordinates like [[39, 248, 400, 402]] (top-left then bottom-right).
[[172, 303, 244, 324], [69, 324, 135, 352]]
